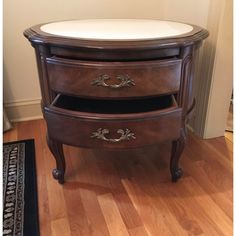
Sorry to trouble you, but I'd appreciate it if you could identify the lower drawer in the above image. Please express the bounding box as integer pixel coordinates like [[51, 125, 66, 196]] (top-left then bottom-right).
[[44, 95, 182, 149]]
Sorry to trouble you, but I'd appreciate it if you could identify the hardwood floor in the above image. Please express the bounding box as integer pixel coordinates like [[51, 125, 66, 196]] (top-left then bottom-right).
[[3, 119, 233, 236], [225, 131, 233, 143]]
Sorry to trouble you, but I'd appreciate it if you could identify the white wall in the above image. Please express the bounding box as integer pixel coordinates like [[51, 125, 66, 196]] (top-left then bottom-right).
[[203, 0, 233, 138], [163, 0, 210, 27]]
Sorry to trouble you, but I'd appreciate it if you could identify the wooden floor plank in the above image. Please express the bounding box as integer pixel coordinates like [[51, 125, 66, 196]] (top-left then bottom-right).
[[94, 150, 145, 230], [154, 180, 225, 236], [224, 131, 233, 143], [46, 174, 68, 220], [51, 218, 71, 236], [3, 123, 18, 143], [62, 147, 91, 236], [128, 226, 149, 236], [188, 134, 232, 172], [70, 149, 110, 236], [36, 120, 69, 222], [98, 193, 129, 236], [63, 183, 90, 236], [182, 177, 232, 235], [183, 136, 233, 205], [37, 175, 52, 236], [204, 136, 233, 161], [122, 179, 178, 236], [121, 153, 194, 236], [3, 119, 233, 236], [182, 157, 233, 219]]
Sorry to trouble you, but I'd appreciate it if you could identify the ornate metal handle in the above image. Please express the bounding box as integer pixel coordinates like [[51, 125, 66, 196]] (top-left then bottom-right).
[[91, 74, 135, 89], [90, 128, 136, 142]]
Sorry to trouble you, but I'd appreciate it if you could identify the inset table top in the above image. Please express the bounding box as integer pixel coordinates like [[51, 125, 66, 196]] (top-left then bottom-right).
[[40, 19, 194, 41], [24, 19, 208, 50]]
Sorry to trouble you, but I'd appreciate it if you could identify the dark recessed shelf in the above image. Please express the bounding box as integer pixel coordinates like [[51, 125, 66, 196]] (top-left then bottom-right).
[[53, 94, 175, 114]]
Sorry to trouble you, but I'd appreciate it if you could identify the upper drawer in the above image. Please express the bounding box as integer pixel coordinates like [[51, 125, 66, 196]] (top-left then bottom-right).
[[46, 57, 182, 99]]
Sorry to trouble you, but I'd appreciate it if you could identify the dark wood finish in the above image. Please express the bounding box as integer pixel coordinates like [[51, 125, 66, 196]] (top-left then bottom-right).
[[170, 128, 186, 182], [44, 96, 182, 149], [46, 57, 182, 98], [46, 135, 65, 184], [34, 45, 55, 106], [24, 20, 208, 184]]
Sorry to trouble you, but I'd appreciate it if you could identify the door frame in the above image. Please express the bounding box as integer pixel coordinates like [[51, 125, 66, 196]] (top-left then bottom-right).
[[193, 0, 233, 139]]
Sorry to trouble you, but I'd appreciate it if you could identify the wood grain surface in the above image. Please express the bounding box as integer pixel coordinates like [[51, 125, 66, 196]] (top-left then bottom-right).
[[46, 57, 182, 98], [3, 119, 233, 236]]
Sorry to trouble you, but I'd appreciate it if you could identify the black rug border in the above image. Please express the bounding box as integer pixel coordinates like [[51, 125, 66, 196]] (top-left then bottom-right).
[[3, 139, 39, 236]]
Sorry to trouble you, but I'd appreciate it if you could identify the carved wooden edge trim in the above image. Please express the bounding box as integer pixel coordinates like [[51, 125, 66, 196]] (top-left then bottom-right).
[[34, 47, 50, 106], [34, 45, 55, 107], [23, 26, 209, 50], [178, 54, 193, 108], [176, 45, 197, 127], [24, 29, 54, 107]]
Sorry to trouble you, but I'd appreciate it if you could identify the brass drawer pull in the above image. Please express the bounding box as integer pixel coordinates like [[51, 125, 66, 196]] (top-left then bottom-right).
[[91, 74, 135, 89], [90, 128, 136, 142]]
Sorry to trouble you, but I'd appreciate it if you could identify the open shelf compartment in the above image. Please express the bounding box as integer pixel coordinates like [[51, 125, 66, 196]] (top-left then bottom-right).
[[51, 94, 178, 115]]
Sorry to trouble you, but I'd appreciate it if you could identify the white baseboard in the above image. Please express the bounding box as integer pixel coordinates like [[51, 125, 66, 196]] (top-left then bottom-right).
[[4, 98, 43, 122]]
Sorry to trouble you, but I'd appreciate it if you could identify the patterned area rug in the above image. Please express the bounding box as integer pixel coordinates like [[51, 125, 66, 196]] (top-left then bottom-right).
[[3, 140, 39, 236]]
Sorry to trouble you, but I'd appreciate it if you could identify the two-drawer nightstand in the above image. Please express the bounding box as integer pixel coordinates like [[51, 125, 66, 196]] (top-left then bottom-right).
[[24, 19, 208, 184]]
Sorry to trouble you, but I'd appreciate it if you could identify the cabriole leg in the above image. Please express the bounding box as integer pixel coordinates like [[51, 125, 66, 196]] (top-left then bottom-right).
[[170, 129, 186, 182], [47, 135, 65, 184]]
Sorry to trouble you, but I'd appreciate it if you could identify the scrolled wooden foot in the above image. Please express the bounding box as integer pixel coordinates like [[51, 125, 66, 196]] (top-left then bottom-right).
[[170, 129, 186, 182], [47, 135, 66, 184], [171, 168, 183, 182], [52, 169, 64, 184]]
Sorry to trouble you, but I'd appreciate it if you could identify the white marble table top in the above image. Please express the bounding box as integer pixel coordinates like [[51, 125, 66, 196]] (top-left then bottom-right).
[[40, 19, 193, 41]]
